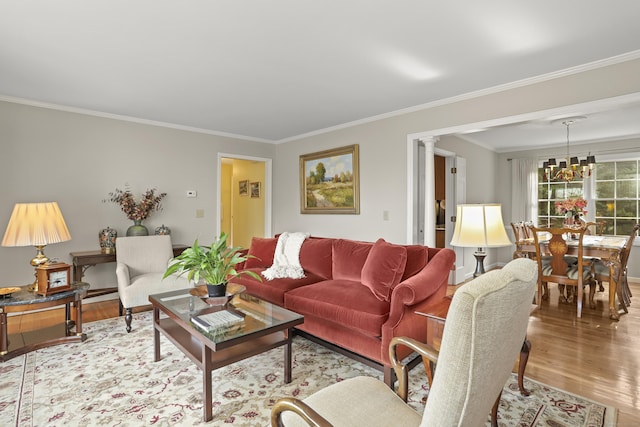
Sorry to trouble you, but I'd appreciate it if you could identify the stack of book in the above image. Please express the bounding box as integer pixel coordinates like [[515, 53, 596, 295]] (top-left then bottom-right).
[[191, 310, 244, 332]]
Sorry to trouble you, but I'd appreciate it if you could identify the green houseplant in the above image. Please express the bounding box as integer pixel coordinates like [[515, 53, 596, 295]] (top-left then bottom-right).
[[163, 232, 261, 297]]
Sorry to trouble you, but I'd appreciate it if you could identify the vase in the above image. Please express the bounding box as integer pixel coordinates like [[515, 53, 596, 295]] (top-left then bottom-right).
[[155, 224, 171, 235], [126, 220, 149, 237], [99, 227, 117, 254]]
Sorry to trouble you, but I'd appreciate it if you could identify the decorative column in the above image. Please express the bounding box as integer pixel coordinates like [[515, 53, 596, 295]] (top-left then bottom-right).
[[421, 137, 437, 247]]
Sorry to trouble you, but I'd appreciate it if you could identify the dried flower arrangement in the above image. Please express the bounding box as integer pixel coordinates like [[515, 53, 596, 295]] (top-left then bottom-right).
[[104, 186, 167, 221]]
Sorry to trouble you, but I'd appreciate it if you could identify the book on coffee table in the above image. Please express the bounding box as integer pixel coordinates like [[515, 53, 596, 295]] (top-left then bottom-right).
[[191, 310, 244, 332]]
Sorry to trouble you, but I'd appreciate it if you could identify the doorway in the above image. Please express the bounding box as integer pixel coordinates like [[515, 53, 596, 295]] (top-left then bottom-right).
[[406, 137, 466, 284], [217, 154, 272, 248]]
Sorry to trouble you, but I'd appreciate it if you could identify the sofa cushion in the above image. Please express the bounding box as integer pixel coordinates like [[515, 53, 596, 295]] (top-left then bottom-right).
[[299, 237, 334, 279], [245, 237, 277, 269], [332, 239, 373, 281], [285, 279, 390, 337], [402, 245, 429, 281], [361, 239, 408, 302], [230, 268, 324, 306]]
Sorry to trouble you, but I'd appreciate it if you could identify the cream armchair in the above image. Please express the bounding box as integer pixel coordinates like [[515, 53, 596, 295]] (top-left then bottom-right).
[[271, 258, 538, 427], [116, 235, 191, 332]]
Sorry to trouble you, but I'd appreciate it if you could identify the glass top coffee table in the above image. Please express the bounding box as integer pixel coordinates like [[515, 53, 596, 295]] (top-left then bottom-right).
[[148, 285, 303, 422]]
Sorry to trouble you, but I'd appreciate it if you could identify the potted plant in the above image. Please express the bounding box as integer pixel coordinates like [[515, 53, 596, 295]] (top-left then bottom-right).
[[163, 232, 261, 297]]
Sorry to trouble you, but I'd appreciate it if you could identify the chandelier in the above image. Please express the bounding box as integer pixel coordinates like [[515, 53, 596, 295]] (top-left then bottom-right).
[[543, 117, 595, 182]]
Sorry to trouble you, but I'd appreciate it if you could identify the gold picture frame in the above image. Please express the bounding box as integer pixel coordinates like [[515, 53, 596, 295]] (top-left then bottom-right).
[[239, 180, 249, 196], [300, 144, 359, 214], [250, 181, 261, 198]]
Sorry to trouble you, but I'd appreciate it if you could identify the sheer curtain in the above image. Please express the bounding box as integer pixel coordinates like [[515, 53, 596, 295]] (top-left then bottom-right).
[[511, 158, 538, 224]]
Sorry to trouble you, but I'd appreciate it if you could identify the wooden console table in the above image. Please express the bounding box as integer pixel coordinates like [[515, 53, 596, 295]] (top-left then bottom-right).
[[70, 244, 188, 298], [0, 282, 89, 361]]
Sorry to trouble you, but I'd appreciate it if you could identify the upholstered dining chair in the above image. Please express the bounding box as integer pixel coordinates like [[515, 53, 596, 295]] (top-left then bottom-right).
[[511, 221, 533, 259], [116, 235, 191, 332], [271, 258, 538, 427], [590, 223, 639, 314], [530, 225, 594, 317], [585, 221, 605, 236]]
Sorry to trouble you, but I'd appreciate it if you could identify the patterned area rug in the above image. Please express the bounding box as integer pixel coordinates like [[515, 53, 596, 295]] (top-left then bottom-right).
[[0, 312, 616, 426]]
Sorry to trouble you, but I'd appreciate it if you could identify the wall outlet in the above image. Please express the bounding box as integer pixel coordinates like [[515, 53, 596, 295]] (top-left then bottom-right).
[[195, 209, 204, 218], [186, 190, 197, 198]]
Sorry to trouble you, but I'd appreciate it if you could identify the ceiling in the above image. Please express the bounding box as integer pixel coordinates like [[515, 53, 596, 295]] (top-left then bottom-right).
[[2, 1, 640, 150]]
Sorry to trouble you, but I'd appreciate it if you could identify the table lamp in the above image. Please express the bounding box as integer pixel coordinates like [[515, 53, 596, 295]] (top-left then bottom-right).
[[1, 202, 72, 290], [450, 203, 511, 277]]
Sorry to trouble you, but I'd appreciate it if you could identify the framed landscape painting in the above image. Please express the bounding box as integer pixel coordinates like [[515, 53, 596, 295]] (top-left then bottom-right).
[[300, 144, 359, 214]]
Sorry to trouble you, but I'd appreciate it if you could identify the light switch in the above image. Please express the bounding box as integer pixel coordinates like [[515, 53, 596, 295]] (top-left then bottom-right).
[[195, 209, 204, 218]]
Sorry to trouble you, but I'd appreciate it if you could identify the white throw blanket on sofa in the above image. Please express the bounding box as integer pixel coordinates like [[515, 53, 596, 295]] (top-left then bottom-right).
[[262, 232, 310, 280]]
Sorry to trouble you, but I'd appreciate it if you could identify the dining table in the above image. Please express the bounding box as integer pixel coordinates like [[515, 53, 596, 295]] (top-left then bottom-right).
[[516, 234, 628, 320]]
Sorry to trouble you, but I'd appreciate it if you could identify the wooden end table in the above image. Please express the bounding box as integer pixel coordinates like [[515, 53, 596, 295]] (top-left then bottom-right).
[[416, 296, 531, 396], [0, 282, 89, 362]]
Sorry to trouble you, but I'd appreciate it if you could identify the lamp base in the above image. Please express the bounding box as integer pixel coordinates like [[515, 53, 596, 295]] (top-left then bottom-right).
[[473, 250, 487, 278], [28, 245, 49, 293]]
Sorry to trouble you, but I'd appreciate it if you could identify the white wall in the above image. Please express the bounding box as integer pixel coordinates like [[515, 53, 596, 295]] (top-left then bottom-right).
[[272, 58, 640, 279], [2, 58, 640, 288], [0, 101, 275, 295]]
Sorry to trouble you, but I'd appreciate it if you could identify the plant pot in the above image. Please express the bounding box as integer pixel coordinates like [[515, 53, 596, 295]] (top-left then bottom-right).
[[206, 283, 227, 297]]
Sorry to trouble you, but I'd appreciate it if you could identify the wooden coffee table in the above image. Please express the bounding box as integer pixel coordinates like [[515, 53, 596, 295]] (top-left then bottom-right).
[[149, 287, 304, 422]]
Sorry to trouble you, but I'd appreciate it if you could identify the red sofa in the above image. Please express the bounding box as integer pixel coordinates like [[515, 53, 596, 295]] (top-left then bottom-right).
[[230, 236, 455, 385]]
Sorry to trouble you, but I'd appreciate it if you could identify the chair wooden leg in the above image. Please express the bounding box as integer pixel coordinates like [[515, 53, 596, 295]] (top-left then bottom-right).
[[491, 391, 502, 427], [518, 339, 531, 396], [125, 308, 133, 333], [588, 282, 597, 309], [577, 282, 583, 318]]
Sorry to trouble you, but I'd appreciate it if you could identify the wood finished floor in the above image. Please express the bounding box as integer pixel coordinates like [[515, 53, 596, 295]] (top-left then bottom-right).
[[7, 280, 639, 425]]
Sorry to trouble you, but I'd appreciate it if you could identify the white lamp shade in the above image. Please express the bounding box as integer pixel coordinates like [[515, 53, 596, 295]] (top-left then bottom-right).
[[2, 202, 72, 247], [450, 204, 511, 248]]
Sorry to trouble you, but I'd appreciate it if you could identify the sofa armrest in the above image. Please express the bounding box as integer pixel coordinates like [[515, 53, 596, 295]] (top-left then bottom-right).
[[115, 262, 131, 290], [380, 247, 455, 364], [391, 247, 454, 308]]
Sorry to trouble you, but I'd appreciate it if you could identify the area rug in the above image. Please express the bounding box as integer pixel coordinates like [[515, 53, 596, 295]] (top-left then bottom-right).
[[0, 312, 616, 426]]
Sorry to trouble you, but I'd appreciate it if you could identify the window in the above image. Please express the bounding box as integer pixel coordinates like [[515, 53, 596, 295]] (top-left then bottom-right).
[[537, 158, 640, 235], [593, 160, 639, 236], [537, 169, 584, 228]]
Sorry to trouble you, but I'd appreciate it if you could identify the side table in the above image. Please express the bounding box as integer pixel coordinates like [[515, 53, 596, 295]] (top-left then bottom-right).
[[416, 296, 531, 396], [0, 282, 89, 362]]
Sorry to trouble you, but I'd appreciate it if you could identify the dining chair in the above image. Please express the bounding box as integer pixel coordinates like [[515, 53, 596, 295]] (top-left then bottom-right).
[[511, 221, 534, 259], [590, 223, 639, 313], [580, 221, 606, 291], [529, 225, 595, 317], [585, 221, 605, 236], [270, 258, 538, 427]]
